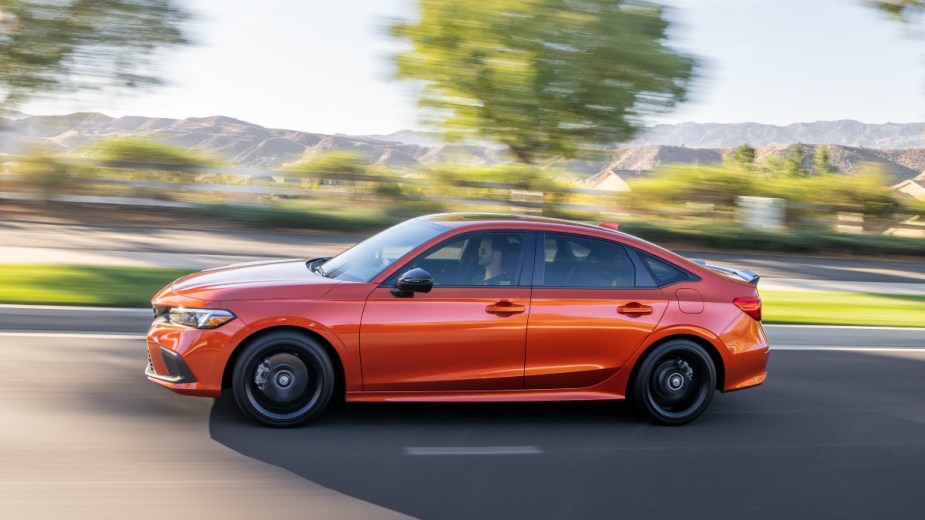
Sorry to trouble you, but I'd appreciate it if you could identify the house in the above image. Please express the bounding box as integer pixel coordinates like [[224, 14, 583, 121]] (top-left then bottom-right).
[[893, 171, 925, 201], [584, 169, 631, 192]]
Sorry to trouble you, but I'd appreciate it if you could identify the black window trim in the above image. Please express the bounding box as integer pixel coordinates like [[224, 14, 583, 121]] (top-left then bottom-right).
[[381, 230, 537, 288], [634, 250, 701, 288], [536, 232, 642, 290], [534, 232, 699, 289]]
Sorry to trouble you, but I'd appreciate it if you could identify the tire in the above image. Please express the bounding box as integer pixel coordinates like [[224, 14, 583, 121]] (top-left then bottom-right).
[[232, 330, 335, 427], [631, 339, 716, 426]]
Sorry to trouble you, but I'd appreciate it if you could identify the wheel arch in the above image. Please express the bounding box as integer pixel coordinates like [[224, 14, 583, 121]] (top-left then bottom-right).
[[222, 325, 347, 401], [628, 334, 726, 393]]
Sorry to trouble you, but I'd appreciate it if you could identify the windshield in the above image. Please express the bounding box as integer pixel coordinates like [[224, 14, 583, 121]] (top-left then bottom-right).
[[318, 218, 446, 282]]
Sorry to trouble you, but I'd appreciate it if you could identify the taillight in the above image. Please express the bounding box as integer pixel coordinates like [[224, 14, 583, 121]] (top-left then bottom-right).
[[733, 297, 762, 321]]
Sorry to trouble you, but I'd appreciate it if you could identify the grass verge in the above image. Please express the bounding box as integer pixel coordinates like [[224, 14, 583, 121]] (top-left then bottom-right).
[[761, 290, 925, 328], [0, 264, 193, 307], [0, 265, 922, 328]]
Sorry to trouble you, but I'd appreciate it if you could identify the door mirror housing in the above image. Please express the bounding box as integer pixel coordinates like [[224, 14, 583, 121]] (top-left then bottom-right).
[[392, 268, 434, 297]]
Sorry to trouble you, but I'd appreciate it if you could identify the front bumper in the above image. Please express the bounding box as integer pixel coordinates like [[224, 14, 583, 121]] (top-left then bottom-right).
[[145, 319, 242, 397], [145, 345, 197, 384]]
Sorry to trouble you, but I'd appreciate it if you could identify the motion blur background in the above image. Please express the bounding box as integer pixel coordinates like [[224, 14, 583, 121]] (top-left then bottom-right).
[[1, 2, 925, 519], [2, 0, 925, 259]]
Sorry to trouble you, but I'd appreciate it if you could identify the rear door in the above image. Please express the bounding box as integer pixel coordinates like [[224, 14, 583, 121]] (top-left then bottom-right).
[[525, 232, 669, 389]]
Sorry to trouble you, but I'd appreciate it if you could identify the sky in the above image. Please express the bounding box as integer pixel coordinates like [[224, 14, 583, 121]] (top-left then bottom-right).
[[20, 0, 925, 135]]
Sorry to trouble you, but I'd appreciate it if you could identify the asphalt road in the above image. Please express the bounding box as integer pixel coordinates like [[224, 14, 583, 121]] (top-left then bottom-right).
[[2, 304, 923, 349], [1, 219, 923, 519], [1, 322, 924, 519]]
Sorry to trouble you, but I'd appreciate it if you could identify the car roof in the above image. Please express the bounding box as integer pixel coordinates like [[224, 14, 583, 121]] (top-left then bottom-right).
[[419, 212, 606, 231], [415, 212, 705, 274]]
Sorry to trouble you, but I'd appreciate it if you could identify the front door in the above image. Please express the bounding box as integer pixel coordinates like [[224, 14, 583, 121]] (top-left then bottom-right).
[[360, 232, 534, 391]]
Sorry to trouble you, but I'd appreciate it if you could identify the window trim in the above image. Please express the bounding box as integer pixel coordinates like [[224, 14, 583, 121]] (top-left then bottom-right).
[[634, 250, 700, 288], [381, 230, 537, 288], [537, 232, 639, 289]]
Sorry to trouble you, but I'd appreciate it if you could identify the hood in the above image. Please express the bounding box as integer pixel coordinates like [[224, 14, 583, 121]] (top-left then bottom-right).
[[171, 259, 340, 300]]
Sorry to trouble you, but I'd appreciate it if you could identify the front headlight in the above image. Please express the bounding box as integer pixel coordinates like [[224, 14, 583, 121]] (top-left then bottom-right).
[[167, 308, 237, 329]]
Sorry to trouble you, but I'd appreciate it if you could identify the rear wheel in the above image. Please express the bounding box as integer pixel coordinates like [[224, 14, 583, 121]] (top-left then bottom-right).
[[631, 339, 716, 425], [232, 331, 335, 427]]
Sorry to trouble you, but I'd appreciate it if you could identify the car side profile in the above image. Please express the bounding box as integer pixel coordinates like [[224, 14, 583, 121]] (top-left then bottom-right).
[[145, 213, 769, 426]]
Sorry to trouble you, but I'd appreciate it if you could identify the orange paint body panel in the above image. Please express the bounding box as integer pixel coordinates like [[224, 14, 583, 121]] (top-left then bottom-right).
[[146, 214, 770, 426], [360, 286, 531, 391], [525, 288, 668, 388]]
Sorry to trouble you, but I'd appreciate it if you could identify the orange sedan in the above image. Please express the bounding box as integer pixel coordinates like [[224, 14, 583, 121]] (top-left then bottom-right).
[[146, 213, 769, 426]]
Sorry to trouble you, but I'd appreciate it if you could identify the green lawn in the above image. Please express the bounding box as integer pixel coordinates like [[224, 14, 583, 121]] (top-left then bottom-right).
[[0, 264, 192, 307], [0, 264, 922, 328], [761, 290, 925, 328]]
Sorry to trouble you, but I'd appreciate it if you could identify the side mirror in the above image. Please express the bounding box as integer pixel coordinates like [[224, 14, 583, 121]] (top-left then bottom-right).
[[391, 268, 433, 297]]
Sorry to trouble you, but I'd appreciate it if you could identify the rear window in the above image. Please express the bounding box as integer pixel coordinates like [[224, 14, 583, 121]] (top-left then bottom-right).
[[639, 253, 691, 287]]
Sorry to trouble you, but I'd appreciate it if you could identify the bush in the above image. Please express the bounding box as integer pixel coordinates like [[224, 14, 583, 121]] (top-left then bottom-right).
[[12, 152, 70, 200], [90, 138, 220, 167]]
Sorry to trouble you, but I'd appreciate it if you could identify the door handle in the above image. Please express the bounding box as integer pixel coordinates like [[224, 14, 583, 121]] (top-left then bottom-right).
[[485, 300, 526, 315], [617, 302, 653, 316]]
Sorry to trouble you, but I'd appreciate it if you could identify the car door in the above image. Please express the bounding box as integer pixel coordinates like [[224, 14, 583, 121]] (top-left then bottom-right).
[[524, 232, 669, 389], [360, 231, 535, 392]]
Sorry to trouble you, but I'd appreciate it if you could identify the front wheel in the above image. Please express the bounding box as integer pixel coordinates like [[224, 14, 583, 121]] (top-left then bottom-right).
[[232, 331, 335, 427], [631, 340, 716, 425]]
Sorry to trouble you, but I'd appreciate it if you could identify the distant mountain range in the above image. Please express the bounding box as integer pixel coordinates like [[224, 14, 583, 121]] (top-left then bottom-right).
[[1, 113, 924, 182], [629, 120, 925, 149]]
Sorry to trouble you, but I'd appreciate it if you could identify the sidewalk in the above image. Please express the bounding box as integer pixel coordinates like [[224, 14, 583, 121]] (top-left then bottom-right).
[[759, 279, 925, 296]]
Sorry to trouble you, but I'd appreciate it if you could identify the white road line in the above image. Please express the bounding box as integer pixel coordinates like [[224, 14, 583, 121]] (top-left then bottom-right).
[[0, 304, 150, 313], [0, 332, 146, 339], [404, 446, 544, 456]]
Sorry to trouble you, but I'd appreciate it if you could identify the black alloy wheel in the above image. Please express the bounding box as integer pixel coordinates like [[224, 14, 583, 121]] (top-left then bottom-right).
[[232, 331, 335, 427], [631, 339, 716, 425]]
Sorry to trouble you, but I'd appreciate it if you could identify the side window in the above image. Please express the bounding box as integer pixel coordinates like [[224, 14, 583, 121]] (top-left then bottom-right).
[[639, 253, 690, 286], [543, 234, 635, 288], [395, 233, 529, 287]]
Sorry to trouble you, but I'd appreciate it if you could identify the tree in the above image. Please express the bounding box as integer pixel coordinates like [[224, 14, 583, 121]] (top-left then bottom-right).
[[728, 144, 756, 165], [873, 0, 925, 20], [813, 145, 835, 175], [0, 1, 189, 108], [393, 0, 696, 164], [784, 145, 809, 177]]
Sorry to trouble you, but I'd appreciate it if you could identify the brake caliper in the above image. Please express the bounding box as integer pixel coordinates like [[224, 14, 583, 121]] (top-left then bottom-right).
[[254, 358, 272, 391], [677, 360, 694, 382]]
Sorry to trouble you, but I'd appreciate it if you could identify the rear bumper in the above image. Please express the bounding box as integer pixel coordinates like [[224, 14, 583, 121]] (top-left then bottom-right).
[[718, 314, 770, 392]]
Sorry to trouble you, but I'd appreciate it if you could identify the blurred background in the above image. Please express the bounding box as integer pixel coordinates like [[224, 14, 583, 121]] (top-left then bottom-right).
[[1, 1, 924, 249], [2, 2, 925, 519], [1, 1, 924, 316]]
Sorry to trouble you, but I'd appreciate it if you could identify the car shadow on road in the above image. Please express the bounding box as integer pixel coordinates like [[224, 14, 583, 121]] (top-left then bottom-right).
[[207, 351, 925, 520]]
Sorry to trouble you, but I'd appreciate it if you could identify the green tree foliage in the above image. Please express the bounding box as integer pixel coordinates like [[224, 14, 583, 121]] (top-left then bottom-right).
[[285, 151, 370, 177], [627, 165, 754, 209], [813, 145, 835, 175], [784, 145, 809, 177], [728, 144, 756, 165], [12, 146, 70, 199], [626, 161, 903, 227], [90, 139, 217, 167], [0, 1, 189, 108], [393, 0, 696, 164], [873, 0, 925, 20]]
